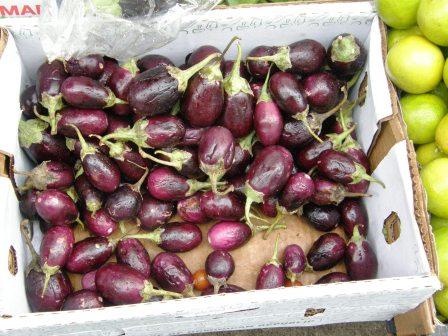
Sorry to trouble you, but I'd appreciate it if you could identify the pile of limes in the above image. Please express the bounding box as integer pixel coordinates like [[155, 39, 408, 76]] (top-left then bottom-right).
[[376, 0, 448, 321]]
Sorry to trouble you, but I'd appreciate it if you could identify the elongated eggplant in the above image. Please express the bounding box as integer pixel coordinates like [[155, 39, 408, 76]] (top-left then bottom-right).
[[307, 232, 346, 271]]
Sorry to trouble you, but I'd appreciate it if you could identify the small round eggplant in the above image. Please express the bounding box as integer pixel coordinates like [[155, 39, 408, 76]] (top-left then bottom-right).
[[65, 54, 105, 78], [20, 85, 43, 119], [179, 127, 207, 147], [246, 45, 278, 79], [35, 189, 79, 227], [65, 237, 114, 274], [81, 270, 98, 291], [112, 145, 150, 183], [280, 117, 314, 149], [116, 238, 151, 278], [96, 263, 182, 305], [205, 250, 235, 294], [303, 203, 340, 232], [303, 72, 342, 112], [307, 232, 346, 271], [328, 34, 367, 79], [279, 172, 315, 212], [62, 289, 104, 310], [345, 226, 378, 280], [177, 193, 208, 224], [311, 175, 368, 206], [198, 126, 235, 194], [256, 236, 285, 289], [340, 135, 370, 172], [137, 54, 174, 72], [18, 119, 72, 164], [200, 191, 244, 221], [55, 107, 109, 138], [128, 222, 202, 253], [316, 272, 351, 284], [187, 45, 222, 67], [339, 198, 368, 238], [137, 195, 174, 230], [98, 57, 119, 85], [18, 160, 73, 191], [151, 252, 194, 296], [128, 52, 220, 117], [208, 221, 251, 251], [83, 208, 117, 237], [201, 284, 245, 295], [19, 189, 38, 219], [75, 174, 103, 214], [283, 244, 306, 283]]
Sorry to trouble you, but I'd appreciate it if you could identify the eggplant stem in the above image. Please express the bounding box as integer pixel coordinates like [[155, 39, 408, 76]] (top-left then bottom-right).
[[268, 234, 281, 266], [347, 70, 362, 90], [352, 163, 385, 188], [246, 46, 292, 71], [75, 217, 85, 231], [262, 208, 287, 239], [20, 219, 39, 266], [40, 264, 60, 297], [257, 65, 273, 104], [238, 131, 256, 155], [345, 192, 371, 198], [142, 280, 183, 301], [131, 166, 149, 193], [126, 227, 164, 245], [221, 36, 241, 59], [70, 124, 96, 160]]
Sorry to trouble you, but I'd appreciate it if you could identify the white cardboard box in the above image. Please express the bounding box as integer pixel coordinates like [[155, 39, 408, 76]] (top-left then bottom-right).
[[0, 1, 441, 335]]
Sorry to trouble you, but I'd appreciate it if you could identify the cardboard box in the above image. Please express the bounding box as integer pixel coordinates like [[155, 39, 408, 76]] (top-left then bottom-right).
[[0, 1, 441, 335]]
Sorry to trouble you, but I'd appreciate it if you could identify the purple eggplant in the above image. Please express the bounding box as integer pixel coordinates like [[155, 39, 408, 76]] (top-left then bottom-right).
[[108, 59, 139, 116], [340, 198, 368, 238], [104, 168, 148, 222], [75, 174, 103, 214], [201, 284, 245, 295], [66, 237, 114, 274], [225, 132, 255, 178], [340, 135, 370, 172], [256, 236, 285, 289], [328, 34, 367, 79], [269, 71, 308, 118], [254, 69, 283, 146], [179, 127, 207, 147], [35, 189, 79, 227], [260, 195, 279, 218], [303, 203, 340, 232], [283, 244, 306, 283], [72, 125, 121, 193], [152, 252, 194, 296], [205, 250, 235, 293], [137, 195, 174, 230], [128, 222, 202, 253], [280, 117, 314, 149], [107, 115, 130, 134], [147, 166, 213, 201], [200, 191, 244, 221], [244, 145, 293, 230], [198, 126, 235, 194], [303, 72, 342, 112], [345, 226, 378, 280], [250, 82, 263, 101], [229, 175, 246, 197], [208, 221, 251, 251], [96, 263, 182, 305], [317, 149, 383, 187], [128, 52, 220, 117], [137, 54, 174, 72], [19, 119, 72, 164], [187, 45, 222, 67], [116, 238, 151, 278], [222, 43, 254, 138], [18, 160, 73, 191], [279, 172, 315, 212], [246, 45, 278, 79], [311, 175, 368, 206], [81, 270, 97, 291], [83, 208, 117, 237], [316, 272, 351, 284], [346, 179, 370, 194], [307, 232, 346, 271], [98, 57, 119, 85], [247, 39, 326, 75], [65, 54, 105, 79], [62, 289, 104, 310], [54, 107, 108, 138], [19, 190, 38, 219], [177, 193, 208, 224], [61, 76, 124, 110], [20, 85, 43, 119], [113, 145, 150, 183], [36, 60, 68, 134]]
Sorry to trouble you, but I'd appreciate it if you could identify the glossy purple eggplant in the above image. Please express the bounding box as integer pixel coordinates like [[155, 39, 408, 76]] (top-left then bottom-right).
[[107, 115, 130, 134], [280, 117, 314, 149], [137, 54, 174, 72], [179, 127, 207, 147], [339, 198, 368, 238], [283, 244, 306, 283], [128, 222, 202, 253], [256, 236, 285, 289], [200, 191, 244, 221], [116, 238, 151, 278], [81, 270, 97, 291], [55, 107, 109, 138], [269, 71, 308, 118], [151, 252, 194, 295], [177, 193, 208, 224], [303, 203, 340, 232], [20, 85, 43, 119], [346, 179, 370, 194], [83, 208, 117, 237], [340, 135, 370, 172], [109, 59, 139, 116], [316, 272, 351, 284], [137, 195, 174, 230], [345, 226, 378, 280], [19, 160, 73, 191], [66, 237, 114, 274], [99, 57, 119, 85], [19, 189, 38, 219], [303, 72, 342, 112], [328, 34, 367, 79], [201, 284, 245, 295], [311, 175, 368, 206], [35, 189, 79, 226], [205, 250, 235, 293], [279, 172, 315, 212], [246, 45, 278, 79], [75, 174, 103, 214], [208, 221, 251, 251], [113, 146, 150, 183], [62, 289, 104, 310], [225, 132, 254, 178], [260, 195, 279, 218], [307, 232, 346, 271], [66, 54, 105, 78]]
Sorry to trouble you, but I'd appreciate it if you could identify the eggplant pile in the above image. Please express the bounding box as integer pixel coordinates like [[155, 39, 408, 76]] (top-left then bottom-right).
[[17, 34, 379, 312]]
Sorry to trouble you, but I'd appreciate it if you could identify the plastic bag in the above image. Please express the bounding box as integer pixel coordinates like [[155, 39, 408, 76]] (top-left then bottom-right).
[[39, 0, 220, 62]]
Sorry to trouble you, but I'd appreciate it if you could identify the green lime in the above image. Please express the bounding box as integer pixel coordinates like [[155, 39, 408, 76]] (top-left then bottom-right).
[[435, 287, 448, 319], [387, 26, 423, 50], [432, 215, 448, 231], [375, 0, 420, 29], [431, 82, 448, 105], [416, 142, 447, 165], [386, 36, 444, 94], [418, 0, 448, 47], [401, 94, 447, 144], [421, 158, 448, 218], [436, 114, 448, 154]]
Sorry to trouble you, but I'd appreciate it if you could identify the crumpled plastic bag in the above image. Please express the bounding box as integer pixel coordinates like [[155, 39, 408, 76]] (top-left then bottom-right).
[[39, 0, 220, 62]]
